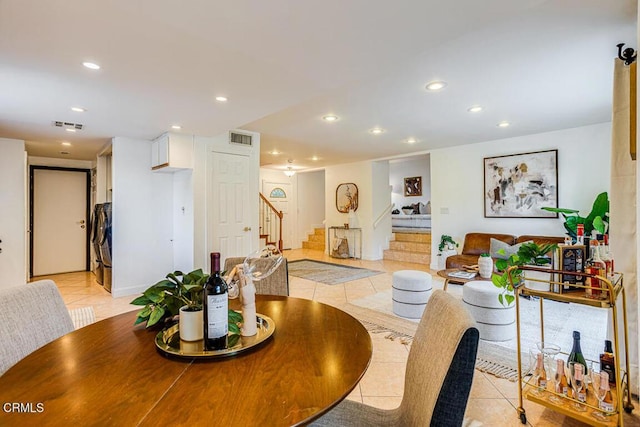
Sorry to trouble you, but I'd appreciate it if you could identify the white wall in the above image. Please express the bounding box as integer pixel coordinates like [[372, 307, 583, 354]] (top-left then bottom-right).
[[297, 170, 325, 246], [430, 122, 612, 268], [371, 160, 392, 259], [111, 137, 174, 297], [389, 154, 431, 209], [172, 169, 193, 272], [0, 138, 26, 287], [28, 156, 94, 169]]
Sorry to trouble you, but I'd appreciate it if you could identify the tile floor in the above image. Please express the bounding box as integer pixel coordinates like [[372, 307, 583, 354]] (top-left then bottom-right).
[[33, 248, 639, 426]]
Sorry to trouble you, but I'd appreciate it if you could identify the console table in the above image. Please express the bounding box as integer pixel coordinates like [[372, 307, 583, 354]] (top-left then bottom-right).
[[328, 226, 362, 259]]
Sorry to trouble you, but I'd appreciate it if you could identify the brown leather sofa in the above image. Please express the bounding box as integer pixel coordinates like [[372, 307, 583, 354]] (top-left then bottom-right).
[[445, 232, 564, 269]]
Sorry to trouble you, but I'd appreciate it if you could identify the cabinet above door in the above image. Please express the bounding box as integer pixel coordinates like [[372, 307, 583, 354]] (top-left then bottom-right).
[[151, 133, 193, 172]]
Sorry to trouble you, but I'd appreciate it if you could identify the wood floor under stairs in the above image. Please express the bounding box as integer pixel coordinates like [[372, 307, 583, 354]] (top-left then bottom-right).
[[383, 232, 431, 264], [302, 227, 325, 251]]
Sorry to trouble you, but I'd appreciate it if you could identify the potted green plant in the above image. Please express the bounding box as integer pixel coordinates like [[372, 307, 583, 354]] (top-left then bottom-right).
[[492, 242, 558, 306], [438, 235, 459, 252], [131, 269, 242, 342], [541, 192, 609, 240]]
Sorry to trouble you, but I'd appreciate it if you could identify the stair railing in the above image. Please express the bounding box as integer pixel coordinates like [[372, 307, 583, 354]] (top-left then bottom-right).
[[259, 193, 283, 251], [373, 203, 394, 229]]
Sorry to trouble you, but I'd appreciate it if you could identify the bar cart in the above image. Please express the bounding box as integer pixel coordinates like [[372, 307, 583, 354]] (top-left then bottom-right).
[[509, 265, 634, 426]]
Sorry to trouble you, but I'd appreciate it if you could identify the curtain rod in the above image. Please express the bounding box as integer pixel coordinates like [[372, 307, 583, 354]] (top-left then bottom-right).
[[617, 43, 637, 65]]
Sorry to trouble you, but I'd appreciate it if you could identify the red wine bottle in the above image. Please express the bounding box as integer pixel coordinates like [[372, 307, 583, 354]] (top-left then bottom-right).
[[204, 252, 228, 350]]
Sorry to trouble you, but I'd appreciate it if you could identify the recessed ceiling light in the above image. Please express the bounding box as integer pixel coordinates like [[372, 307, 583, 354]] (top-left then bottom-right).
[[171, 125, 182, 130], [82, 62, 100, 70], [467, 105, 483, 113], [370, 128, 384, 134], [406, 138, 417, 144], [61, 142, 72, 146], [71, 107, 86, 113], [65, 128, 76, 133], [215, 96, 228, 102], [497, 121, 511, 128], [322, 115, 339, 122], [425, 81, 447, 91], [311, 156, 319, 161], [270, 150, 280, 155]]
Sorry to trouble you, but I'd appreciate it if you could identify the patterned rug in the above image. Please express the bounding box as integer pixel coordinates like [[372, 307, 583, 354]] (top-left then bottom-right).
[[337, 302, 522, 381], [287, 259, 383, 285]]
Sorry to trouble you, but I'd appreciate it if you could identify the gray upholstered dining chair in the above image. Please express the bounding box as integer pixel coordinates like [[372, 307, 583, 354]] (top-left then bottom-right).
[[223, 256, 289, 296], [310, 290, 479, 427], [0, 280, 75, 375]]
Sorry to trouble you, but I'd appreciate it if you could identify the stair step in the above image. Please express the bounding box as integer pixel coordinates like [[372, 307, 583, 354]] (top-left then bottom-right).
[[307, 234, 325, 243], [303, 241, 325, 251], [392, 232, 431, 244], [383, 249, 431, 264], [389, 241, 431, 254], [313, 227, 326, 235]]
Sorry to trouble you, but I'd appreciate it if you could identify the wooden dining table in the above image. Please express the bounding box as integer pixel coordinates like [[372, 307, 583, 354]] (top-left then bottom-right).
[[0, 296, 372, 426]]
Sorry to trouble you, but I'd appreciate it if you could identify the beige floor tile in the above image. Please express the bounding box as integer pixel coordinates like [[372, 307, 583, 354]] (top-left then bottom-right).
[[464, 398, 525, 426], [345, 385, 362, 403], [361, 396, 402, 410], [369, 334, 409, 363], [358, 362, 406, 397], [470, 371, 505, 399]]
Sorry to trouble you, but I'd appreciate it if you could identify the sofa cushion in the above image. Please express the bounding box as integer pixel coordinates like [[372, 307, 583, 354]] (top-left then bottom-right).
[[516, 235, 565, 246], [489, 238, 532, 260], [461, 233, 515, 256]]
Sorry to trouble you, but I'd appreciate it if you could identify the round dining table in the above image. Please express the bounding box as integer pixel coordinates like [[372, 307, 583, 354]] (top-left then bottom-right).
[[0, 296, 372, 426]]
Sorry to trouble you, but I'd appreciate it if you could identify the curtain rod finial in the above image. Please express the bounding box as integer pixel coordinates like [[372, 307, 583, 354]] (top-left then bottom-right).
[[617, 43, 637, 66]]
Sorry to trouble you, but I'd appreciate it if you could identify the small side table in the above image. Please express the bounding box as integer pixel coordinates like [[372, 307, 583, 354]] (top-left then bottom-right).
[[437, 268, 482, 291], [328, 226, 362, 259]]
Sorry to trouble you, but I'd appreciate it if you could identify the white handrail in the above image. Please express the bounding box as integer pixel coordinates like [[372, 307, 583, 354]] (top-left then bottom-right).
[[373, 203, 394, 229]]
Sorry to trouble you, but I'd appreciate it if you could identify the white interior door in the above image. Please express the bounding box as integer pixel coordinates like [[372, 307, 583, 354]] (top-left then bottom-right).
[[263, 181, 293, 250], [208, 151, 252, 262], [33, 169, 87, 276]]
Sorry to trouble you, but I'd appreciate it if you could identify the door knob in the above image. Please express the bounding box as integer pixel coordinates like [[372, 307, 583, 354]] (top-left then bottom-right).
[[244, 227, 252, 232], [81, 225, 86, 229], [78, 220, 86, 224]]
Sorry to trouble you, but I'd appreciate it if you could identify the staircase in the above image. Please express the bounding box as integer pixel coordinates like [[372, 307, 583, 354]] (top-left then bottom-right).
[[383, 232, 431, 265], [302, 227, 326, 251]]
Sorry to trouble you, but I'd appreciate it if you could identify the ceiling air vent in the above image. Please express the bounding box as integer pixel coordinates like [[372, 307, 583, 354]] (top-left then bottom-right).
[[229, 131, 252, 146], [53, 121, 83, 130]]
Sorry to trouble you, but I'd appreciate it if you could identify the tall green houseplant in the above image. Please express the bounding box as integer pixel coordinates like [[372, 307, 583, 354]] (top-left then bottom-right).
[[541, 192, 609, 240]]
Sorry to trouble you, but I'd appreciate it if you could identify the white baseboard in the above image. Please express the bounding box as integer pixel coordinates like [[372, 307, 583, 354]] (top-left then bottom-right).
[[111, 283, 148, 299]]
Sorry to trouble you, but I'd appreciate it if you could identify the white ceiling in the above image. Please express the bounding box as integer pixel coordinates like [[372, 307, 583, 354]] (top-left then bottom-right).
[[0, 1, 636, 172]]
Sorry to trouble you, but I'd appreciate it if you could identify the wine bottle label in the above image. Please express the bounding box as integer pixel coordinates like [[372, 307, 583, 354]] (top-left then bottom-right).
[[539, 379, 547, 389], [206, 294, 228, 339], [601, 401, 614, 412], [577, 391, 586, 402]]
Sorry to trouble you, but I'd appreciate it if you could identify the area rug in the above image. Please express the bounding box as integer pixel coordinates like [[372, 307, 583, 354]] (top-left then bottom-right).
[[337, 302, 522, 381], [287, 259, 383, 285], [348, 289, 608, 382]]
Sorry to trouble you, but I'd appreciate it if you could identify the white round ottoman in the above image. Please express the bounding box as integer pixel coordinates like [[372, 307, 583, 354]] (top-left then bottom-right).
[[462, 280, 515, 342], [392, 270, 433, 319]]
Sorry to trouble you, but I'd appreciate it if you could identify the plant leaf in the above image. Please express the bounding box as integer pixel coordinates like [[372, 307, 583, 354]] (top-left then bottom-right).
[[498, 293, 504, 306], [505, 294, 515, 305], [228, 334, 240, 347], [541, 207, 580, 214], [147, 306, 166, 327], [130, 295, 151, 306], [228, 323, 241, 334], [228, 310, 244, 323], [133, 315, 148, 326]]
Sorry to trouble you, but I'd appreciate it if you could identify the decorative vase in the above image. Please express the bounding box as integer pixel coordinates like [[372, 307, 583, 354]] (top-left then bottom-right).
[[478, 255, 493, 279], [179, 306, 204, 342]]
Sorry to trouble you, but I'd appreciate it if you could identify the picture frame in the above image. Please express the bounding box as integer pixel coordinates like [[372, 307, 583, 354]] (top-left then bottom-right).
[[484, 149, 558, 218], [404, 176, 422, 197], [336, 183, 358, 213]]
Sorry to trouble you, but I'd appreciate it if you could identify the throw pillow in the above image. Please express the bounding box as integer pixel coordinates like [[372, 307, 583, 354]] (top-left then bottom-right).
[[425, 201, 431, 214], [490, 238, 533, 260]]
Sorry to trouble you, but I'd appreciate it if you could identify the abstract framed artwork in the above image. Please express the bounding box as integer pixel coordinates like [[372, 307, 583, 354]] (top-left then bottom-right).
[[484, 149, 558, 218], [336, 183, 358, 213], [404, 176, 422, 197]]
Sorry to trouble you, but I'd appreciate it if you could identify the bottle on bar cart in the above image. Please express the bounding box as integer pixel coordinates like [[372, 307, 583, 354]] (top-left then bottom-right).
[[555, 359, 568, 396], [568, 331, 588, 375], [599, 371, 615, 412], [534, 352, 547, 390], [203, 252, 228, 350]]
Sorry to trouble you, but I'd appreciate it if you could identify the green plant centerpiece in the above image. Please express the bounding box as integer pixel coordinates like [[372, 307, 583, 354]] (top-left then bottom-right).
[[130, 269, 242, 339], [438, 235, 459, 252], [541, 192, 609, 240], [491, 242, 558, 306]]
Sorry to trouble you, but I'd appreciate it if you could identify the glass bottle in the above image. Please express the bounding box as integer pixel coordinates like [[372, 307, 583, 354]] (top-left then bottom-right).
[[555, 358, 568, 396], [534, 352, 547, 390], [203, 252, 228, 350], [568, 331, 588, 375], [600, 340, 616, 383], [599, 371, 615, 412]]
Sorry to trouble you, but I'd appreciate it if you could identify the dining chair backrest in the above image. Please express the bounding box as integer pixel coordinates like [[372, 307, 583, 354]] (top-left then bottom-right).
[[223, 256, 289, 296], [0, 280, 75, 375], [400, 289, 479, 426]]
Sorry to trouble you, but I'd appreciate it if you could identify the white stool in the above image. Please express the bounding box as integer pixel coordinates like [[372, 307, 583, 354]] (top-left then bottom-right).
[[462, 280, 515, 341], [392, 270, 433, 319]]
